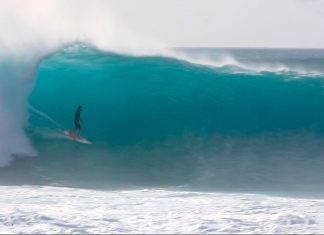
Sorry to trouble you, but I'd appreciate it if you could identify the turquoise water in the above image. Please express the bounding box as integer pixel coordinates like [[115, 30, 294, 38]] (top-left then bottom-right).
[[30, 46, 324, 140], [6, 45, 324, 192]]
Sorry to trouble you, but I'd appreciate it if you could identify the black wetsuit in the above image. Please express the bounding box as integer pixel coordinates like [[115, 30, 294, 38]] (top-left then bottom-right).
[[74, 109, 81, 130]]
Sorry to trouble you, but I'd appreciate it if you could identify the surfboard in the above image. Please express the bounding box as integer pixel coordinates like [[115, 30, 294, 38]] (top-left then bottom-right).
[[64, 131, 92, 145]]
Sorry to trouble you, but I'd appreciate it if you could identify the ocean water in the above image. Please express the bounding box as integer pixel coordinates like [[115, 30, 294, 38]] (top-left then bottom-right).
[[24, 46, 324, 192], [2, 45, 324, 233]]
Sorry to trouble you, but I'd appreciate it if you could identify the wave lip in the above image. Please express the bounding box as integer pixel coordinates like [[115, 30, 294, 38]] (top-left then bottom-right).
[[172, 48, 324, 77]]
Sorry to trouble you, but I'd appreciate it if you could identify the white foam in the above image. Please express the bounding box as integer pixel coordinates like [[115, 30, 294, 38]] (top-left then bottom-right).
[[0, 186, 324, 234]]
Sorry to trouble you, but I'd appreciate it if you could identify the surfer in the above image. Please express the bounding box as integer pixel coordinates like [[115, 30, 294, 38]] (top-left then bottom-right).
[[73, 105, 82, 137], [64, 105, 91, 144]]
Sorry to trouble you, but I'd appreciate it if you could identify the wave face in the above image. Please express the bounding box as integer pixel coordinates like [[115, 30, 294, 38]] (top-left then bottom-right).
[[30, 46, 324, 138], [4, 46, 324, 192]]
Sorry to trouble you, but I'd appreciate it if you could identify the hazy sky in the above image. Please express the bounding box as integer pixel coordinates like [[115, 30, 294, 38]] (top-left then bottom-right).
[[107, 0, 324, 48]]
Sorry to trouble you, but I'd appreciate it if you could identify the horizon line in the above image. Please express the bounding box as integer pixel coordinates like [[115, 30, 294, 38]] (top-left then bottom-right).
[[172, 46, 324, 50]]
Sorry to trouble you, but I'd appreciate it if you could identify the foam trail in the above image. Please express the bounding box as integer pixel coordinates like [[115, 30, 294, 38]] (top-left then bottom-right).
[[28, 105, 65, 130]]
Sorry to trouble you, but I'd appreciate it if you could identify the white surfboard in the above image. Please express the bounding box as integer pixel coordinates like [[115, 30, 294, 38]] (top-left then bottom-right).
[[64, 131, 92, 145]]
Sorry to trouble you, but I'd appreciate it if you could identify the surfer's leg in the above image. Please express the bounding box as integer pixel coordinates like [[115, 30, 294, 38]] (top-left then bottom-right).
[[73, 121, 79, 135], [76, 123, 81, 137]]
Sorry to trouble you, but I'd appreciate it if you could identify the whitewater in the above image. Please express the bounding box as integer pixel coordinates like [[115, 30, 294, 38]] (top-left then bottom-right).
[[1, 186, 324, 234], [2, 0, 324, 233]]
